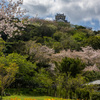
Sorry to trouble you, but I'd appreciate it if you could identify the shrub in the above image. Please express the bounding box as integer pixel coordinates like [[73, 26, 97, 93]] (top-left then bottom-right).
[[76, 88, 89, 99], [55, 57, 85, 77], [92, 92, 100, 100]]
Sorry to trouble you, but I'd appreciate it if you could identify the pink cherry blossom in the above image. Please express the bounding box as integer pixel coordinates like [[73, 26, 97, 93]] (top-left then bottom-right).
[[0, 0, 26, 38]]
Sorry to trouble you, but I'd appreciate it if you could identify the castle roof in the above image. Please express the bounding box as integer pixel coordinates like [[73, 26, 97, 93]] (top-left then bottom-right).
[[55, 13, 66, 22]]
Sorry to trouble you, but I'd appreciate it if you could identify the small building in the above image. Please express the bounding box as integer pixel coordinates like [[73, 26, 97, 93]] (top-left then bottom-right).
[[55, 13, 67, 22], [87, 80, 100, 85], [86, 80, 100, 91]]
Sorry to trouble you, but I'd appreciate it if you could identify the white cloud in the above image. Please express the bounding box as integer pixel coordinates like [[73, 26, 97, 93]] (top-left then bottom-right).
[[45, 17, 53, 21], [20, 0, 100, 29], [91, 22, 95, 26]]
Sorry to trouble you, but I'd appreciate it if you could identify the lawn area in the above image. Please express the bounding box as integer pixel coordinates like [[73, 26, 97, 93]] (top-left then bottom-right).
[[3, 95, 70, 100]]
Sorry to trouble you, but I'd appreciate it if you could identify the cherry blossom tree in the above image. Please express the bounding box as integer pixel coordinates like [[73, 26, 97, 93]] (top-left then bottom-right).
[[52, 46, 100, 71], [0, 0, 26, 38]]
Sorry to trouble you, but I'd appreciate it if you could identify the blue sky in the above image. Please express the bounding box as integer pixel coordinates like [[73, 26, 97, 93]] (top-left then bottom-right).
[[3, 0, 100, 30]]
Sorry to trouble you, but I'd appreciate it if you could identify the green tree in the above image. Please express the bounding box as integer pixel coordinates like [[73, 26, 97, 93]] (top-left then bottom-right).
[[61, 36, 81, 51], [0, 38, 5, 56], [86, 36, 100, 49], [38, 24, 56, 37], [0, 53, 37, 88], [72, 31, 87, 42], [55, 57, 85, 77], [53, 32, 63, 41], [54, 73, 67, 98], [82, 71, 100, 81], [35, 68, 54, 95], [66, 75, 86, 99], [0, 63, 18, 100], [43, 36, 56, 47], [5, 53, 37, 88], [53, 42, 63, 53]]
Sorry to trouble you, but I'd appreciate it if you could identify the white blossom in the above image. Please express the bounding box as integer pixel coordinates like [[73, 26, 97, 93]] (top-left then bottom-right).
[[0, 0, 26, 38]]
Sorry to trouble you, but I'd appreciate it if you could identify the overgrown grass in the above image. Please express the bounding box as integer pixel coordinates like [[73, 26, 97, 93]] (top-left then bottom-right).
[[3, 95, 70, 100]]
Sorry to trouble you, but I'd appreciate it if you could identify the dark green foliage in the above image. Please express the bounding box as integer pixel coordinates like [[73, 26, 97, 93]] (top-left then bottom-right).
[[0, 38, 5, 56], [61, 37, 81, 51], [92, 92, 100, 100], [94, 30, 100, 35], [66, 30, 77, 35], [21, 24, 39, 41], [5, 88, 47, 96], [55, 57, 85, 77], [2, 42, 13, 54], [53, 42, 63, 53], [0, 32, 8, 41], [43, 36, 56, 47], [85, 36, 100, 49], [35, 37, 44, 43], [53, 32, 63, 41], [38, 24, 56, 37], [75, 25, 86, 30], [76, 88, 90, 99], [0, 53, 37, 88], [11, 24, 38, 41], [82, 71, 100, 81], [34, 68, 55, 96], [3, 41, 25, 55]]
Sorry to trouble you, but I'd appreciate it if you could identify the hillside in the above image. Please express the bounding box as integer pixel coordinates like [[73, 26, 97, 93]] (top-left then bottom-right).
[[0, 18, 100, 99], [1, 18, 100, 70]]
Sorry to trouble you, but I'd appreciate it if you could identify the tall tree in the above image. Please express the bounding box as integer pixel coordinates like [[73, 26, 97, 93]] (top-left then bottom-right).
[[0, 63, 18, 100], [0, 0, 26, 38], [55, 57, 85, 77]]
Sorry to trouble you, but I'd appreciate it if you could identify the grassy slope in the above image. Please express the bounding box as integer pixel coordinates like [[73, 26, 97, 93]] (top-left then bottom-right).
[[3, 95, 70, 100]]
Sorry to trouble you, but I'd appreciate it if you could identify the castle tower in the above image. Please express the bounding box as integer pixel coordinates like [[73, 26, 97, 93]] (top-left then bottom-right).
[[55, 13, 67, 22]]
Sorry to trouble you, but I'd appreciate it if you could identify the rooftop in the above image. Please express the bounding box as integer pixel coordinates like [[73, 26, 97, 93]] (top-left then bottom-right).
[[87, 80, 100, 85]]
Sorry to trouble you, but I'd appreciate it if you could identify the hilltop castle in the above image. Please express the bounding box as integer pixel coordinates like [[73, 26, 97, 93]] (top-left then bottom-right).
[[55, 13, 67, 22]]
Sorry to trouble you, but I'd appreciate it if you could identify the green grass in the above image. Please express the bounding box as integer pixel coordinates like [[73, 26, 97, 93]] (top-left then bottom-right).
[[3, 95, 69, 100]]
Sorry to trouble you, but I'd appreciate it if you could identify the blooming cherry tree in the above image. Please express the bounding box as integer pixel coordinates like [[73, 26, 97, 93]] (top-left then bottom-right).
[[0, 0, 26, 38]]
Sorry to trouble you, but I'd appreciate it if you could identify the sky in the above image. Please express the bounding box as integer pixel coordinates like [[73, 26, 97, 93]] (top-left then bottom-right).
[[20, 0, 100, 31], [3, 0, 100, 30]]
